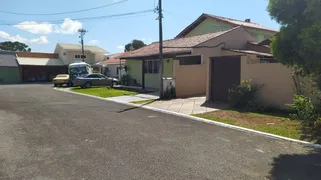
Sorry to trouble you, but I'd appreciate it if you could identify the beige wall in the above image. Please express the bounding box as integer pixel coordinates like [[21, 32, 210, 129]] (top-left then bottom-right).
[[194, 27, 256, 99], [56, 46, 105, 65], [241, 56, 296, 109], [174, 59, 206, 97]]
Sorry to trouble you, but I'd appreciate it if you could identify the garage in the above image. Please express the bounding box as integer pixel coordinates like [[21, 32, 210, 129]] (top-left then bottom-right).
[[0, 51, 20, 84], [210, 56, 241, 102], [16, 55, 67, 82]]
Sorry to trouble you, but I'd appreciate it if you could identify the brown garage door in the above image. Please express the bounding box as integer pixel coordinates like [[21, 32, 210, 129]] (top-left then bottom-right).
[[211, 56, 241, 102]]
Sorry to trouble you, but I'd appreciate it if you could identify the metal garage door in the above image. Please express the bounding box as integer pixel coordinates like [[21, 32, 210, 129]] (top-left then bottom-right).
[[211, 56, 241, 102]]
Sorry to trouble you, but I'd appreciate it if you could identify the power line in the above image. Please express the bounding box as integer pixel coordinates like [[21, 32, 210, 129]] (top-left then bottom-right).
[[0, 9, 154, 26], [0, 0, 129, 16]]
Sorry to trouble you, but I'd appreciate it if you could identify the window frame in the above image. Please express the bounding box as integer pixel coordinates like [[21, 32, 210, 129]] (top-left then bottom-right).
[[144, 60, 159, 74], [178, 55, 202, 66]]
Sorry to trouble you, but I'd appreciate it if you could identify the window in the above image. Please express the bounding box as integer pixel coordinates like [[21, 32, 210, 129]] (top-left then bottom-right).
[[74, 55, 86, 59], [87, 74, 99, 78], [116, 67, 120, 75], [98, 74, 107, 79], [179, 56, 202, 65], [144, 60, 159, 74]]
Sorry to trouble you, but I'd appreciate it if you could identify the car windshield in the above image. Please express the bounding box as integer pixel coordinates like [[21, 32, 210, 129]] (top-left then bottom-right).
[[56, 75, 68, 78]]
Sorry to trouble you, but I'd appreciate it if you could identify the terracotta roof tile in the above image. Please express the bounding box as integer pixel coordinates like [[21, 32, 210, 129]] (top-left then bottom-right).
[[176, 13, 278, 38], [120, 28, 234, 59], [223, 48, 273, 57], [204, 14, 278, 32], [97, 58, 125, 65]]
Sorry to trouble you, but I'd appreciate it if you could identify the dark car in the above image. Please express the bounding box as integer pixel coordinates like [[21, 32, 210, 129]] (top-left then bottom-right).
[[72, 73, 118, 88]]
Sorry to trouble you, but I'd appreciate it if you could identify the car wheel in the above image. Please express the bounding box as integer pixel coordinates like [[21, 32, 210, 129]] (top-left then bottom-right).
[[85, 82, 91, 88], [54, 84, 58, 87]]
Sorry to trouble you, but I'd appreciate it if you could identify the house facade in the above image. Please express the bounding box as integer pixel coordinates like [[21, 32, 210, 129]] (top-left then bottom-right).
[[175, 13, 278, 41], [95, 56, 126, 79], [54, 43, 108, 65], [120, 13, 278, 97], [121, 26, 258, 96]]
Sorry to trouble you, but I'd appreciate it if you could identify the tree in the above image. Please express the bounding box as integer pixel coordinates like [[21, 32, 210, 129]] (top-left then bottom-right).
[[124, 39, 146, 52], [0, 41, 31, 52], [268, 0, 321, 75]]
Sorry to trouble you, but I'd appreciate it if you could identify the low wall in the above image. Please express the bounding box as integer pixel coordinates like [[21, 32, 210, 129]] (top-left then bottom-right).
[[174, 60, 206, 97], [241, 57, 296, 109]]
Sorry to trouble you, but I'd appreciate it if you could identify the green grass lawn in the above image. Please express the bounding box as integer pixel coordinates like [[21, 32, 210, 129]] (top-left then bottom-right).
[[131, 99, 157, 104], [194, 110, 305, 141], [71, 87, 138, 98]]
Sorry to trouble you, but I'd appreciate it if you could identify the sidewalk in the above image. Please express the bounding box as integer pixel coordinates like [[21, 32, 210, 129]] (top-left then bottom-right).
[[107, 94, 227, 115]]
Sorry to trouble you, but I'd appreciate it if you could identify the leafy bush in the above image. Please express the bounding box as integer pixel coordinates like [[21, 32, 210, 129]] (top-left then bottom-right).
[[228, 80, 263, 112], [286, 95, 319, 126], [92, 70, 100, 73], [120, 74, 130, 85], [163, 86, 176, 99]]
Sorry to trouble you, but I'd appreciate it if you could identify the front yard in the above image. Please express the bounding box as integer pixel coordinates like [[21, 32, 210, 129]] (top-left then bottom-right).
[[71, 87, 138, 98], [194, 109, 321, 143]]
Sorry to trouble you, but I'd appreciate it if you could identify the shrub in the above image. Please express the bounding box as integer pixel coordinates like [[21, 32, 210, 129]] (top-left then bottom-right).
[[228, 80, 263, 112], [163, 86, 176, 99], [120, 74, 130, 85], [286, 95, 319, 126]]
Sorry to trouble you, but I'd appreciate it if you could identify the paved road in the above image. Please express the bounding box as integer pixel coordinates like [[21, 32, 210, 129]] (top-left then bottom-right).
[[0, 84, 320, 180]]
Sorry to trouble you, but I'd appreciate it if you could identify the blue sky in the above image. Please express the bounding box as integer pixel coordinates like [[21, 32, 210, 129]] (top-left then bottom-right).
[[0, 0, 279, 54]]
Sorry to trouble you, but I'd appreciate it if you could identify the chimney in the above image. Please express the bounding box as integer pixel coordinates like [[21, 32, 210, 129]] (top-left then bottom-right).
[[245, 19, 251, 22]]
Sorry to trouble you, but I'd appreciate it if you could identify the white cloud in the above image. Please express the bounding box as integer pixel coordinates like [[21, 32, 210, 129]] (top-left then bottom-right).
[[0, 31, 49, 44], [13, 21, 53, 34], [117, 45, 124, 49], [88, 40, 99, 45], [12, 18, 82, 35], [29, 36, 49, 44], [55, 18, 82, 34]]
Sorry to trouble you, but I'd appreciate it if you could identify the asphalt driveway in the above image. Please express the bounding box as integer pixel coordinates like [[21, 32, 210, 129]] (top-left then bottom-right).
[[0, 84, 320, 180]]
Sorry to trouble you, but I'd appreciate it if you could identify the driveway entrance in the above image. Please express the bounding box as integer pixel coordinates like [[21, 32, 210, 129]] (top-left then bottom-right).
[[210, 56, 241, 102]]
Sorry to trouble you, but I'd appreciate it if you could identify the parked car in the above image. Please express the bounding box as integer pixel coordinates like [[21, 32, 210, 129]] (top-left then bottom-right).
[[72, 73, 119, 88], [53, 74, 73, 87]]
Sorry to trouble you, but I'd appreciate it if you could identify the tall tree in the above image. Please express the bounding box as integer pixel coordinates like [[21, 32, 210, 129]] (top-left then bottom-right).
[[0, 41, 31, 52], [124, 39, 146, 52], [268, 0, 321, 75]]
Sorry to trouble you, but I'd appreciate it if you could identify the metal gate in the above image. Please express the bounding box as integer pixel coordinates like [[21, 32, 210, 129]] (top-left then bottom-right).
[[211, 56, 241, 102]]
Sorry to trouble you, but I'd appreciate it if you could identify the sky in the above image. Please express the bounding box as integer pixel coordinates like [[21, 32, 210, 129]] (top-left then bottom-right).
[[0, 0, 280, 54]]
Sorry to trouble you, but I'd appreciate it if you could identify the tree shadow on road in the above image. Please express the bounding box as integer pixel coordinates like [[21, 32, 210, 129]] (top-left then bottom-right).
[[117, 100, 155, 113], [268, 149, 321, 180]]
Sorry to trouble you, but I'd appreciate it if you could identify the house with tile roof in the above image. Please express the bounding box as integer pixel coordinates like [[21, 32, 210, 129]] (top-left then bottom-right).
[[95, 53, 126, 78], [54, 43, 109, 65], [175, 13, 278, 41], [120, 26, 264, 97], [118, 12, 279, 97]]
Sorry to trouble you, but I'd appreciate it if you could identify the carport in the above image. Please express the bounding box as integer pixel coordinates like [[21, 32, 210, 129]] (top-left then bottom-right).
[[17, 57, 67, 82]]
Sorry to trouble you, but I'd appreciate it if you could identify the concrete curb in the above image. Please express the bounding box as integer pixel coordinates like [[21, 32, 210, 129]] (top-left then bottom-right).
[[55, 88, 321, 149]]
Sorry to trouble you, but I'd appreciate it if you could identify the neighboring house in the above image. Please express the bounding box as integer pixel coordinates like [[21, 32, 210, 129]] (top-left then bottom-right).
[[54, 43, 109, 65], [0, 51, 20, 84], [95, 56, 126, 79], [175, 13, 278, 41], [16, 52, 67, 82], [120, 26, 258, 97]]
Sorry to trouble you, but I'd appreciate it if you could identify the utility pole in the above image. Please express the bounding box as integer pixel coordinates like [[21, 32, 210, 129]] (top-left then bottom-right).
[[157, 0, 164, 99], [78, 29, 87, 62]]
